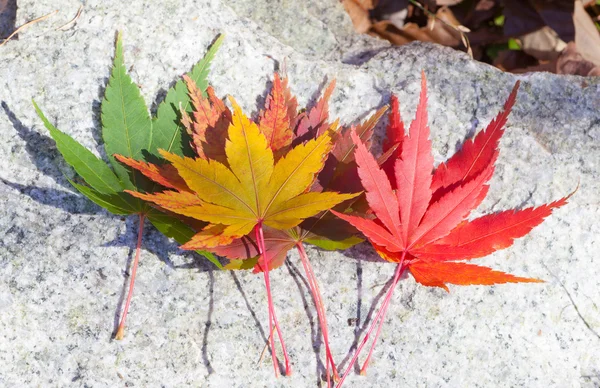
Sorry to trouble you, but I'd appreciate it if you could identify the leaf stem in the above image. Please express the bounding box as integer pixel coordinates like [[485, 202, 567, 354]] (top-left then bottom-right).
[[336, 253, 407, 388], [255, 224, 279, 376], [255, 223, 292, 376], [115, 213, 145, 340], [296, 243, 338, 386], [359, 271, 397, 375]]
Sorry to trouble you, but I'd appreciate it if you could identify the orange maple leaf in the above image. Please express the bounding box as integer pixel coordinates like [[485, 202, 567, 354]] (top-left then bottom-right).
[[116, 82, 358, 379]]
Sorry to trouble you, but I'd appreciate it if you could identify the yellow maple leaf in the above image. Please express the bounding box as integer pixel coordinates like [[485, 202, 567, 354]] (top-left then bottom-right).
[[127, 97, 358, 248]]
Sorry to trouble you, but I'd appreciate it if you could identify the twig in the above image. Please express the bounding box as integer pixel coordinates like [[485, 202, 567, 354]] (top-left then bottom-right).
[[0, 10, 58, 48], [257, 326, 277, 365], [408, 0, 473, 58], [56, 5, 83, 31]]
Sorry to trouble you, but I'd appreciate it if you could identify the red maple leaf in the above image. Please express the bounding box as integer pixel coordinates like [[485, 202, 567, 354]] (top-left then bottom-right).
[[332, 72, 573, 386]]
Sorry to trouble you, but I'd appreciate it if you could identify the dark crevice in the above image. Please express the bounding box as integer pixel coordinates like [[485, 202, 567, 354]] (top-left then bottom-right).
[[0, 0, 17, 39]]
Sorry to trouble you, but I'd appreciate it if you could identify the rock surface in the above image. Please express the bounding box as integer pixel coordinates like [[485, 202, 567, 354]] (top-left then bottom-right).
[[1, 0, 599, 387]]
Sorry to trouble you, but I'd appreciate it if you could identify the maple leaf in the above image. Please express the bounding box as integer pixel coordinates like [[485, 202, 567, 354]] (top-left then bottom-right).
[[123, 94, 358, 377], [258, 72, 296, 153], [332, 72, 572, 386], [180, 76, 231, 164], [379, 94, 404, 186], [33, 32, 223, 340], [293, 79, 336, 144], [202, 74, 387, 384], [211, 75, 388, 271], [122, 74, 337, 255], [132, 99, 357, 242], [120, 73, 386, 383]]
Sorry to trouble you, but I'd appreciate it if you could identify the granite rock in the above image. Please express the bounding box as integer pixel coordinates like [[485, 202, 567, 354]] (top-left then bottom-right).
[[0, 0, 599, 387], [221, 0, 389, 63]]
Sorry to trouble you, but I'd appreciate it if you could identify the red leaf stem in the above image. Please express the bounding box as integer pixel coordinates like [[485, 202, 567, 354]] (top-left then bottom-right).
[[336, 252, 407, 387], [255, 223, 292, 376], [297, 243, 339, 385]]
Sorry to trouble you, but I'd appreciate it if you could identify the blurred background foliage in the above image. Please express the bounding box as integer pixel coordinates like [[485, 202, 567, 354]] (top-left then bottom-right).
[[342, 0, 600, 76]]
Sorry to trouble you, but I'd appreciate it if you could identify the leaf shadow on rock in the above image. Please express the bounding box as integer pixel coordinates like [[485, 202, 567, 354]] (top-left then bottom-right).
[[150, 87, 168, 117], [339, 241, 387, 264], [156, 250, 228, 374], [2, 101, 200, 270], [202, 268, 216, 374], [110, 235, 135, 340], [90, 86, 110, 160], [172, 248, 225, 273], [353, 255, 363, 371], [3, 101, 71, 184], [336, 269, 394, 374], [342, 47, 390, 66], [228, 271, 285, 371], [307, 77, 333, 110], [250, 56, 282, 120], [1, 101, 94, 213], [334, 243, 394, 373], [285, 258, 324, 386], [1, 177, 96, 214], [175, 249, 316, 375], [108, 219, 216, 342], [0, 0, 17, 39], [101, 218, 172, 267]]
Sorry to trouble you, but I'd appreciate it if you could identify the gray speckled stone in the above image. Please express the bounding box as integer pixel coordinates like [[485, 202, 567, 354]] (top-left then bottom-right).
[[221, 0, 389, 63], [1, 1, 599, 387]]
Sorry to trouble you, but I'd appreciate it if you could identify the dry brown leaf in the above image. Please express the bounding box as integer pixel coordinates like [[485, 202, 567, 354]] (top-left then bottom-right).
[[466, 26, 505, 47], [426, 7, 462, 46], [503, 0, 546, 37], [436, 0, 463, 5], [342, 0, 372, 33], [500, 41, 600, 76], [573, 0, 600, 66], [520, 26, 567, 61], [371, 0, 409, 28], [369, 6, 465, 47], [503, 0, 574, 41], [557, 41, 600, 76], [370, 20, 416, 45], [509, 59, 558, 74], [450, 0, 500, 30], [355, 0, 378, 10], [531, 0, 575, 41], [493, 50, 539, 72]]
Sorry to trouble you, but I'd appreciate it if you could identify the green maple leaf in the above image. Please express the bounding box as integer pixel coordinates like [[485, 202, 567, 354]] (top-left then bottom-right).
[[33, 32, 224, 340]]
